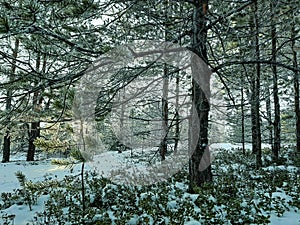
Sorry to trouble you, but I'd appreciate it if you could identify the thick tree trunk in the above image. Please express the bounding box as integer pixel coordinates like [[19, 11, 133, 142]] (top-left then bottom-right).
[[271, 0, 280, 161], [27, 54, 43, 161], [2, 132, 11, 163], [249, 0, 262, 166], [27, 121, 40, 161], [3, 98, 12, 162], [2, 38, 19, 163], [189, 0, 212, 190]]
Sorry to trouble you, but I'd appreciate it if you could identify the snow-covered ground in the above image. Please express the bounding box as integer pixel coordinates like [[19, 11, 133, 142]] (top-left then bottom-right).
[[0, 143, 299, 224], [0, 157, 83, 225]]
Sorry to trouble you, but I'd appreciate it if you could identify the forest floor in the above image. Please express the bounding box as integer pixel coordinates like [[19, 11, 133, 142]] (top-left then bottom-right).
[[0, 143, 299, 224]]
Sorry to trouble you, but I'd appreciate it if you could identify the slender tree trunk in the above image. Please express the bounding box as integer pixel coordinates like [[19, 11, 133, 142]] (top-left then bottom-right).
[[254, 0, 262, 168], [174, 73, 180, 154], [2, 38, 19, 163], [241, 75, 245, 155], [292, 24, 300, 153], [189, 0, 212, 190], [265, 87, 274, 151], [271, 0, 280, 161], [119, 87, 125, 153], [250, 9, 258, 155], [174, 5, 183, 155], [160, 63, 169, 160], [79, 120, 86, 221], [160, 0, 170, 161], [250, 84, 257, 155], [81, 162, 86, 221]]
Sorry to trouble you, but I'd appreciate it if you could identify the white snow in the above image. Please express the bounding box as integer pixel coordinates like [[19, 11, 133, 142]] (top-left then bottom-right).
[[270, 211, 300, 225], [1, 143, 300, 224], [185, 220, 202, 225], [0, 160, 80, 193]]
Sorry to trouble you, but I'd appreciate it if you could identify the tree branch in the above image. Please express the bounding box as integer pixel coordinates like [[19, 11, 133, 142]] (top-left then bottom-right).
[[212, 60, 300, 73]]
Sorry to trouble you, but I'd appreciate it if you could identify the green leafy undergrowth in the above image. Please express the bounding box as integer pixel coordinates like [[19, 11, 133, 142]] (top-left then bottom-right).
[[1, 147, 299, 224]]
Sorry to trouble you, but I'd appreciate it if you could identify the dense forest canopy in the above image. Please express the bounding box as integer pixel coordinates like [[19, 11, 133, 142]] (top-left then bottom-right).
[[0, 0, 300, 224], [0, 0, 299, 185]]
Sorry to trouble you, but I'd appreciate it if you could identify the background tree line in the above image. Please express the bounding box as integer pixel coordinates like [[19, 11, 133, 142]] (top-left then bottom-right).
[[0, 0, 299, 189]]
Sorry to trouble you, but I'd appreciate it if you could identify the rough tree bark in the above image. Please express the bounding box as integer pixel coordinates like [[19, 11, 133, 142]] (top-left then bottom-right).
[[250, 5, 258, 155], [271, 0, 280, 161], [174, 72, 180, 155], [174, 3, 183, 155], [292, 23, 300, 153], [254, 0, 262, 168], [189, 0, 212, 190], [241, 73, 246, 155], [249, 0, 262, 167], [265, 87, 274, 151], [2, 38, 19, 163], [160, 63, 169, 161], [27, 121, 40, 161], [160, 0, 170, 161], [26, 54, 45, 161]]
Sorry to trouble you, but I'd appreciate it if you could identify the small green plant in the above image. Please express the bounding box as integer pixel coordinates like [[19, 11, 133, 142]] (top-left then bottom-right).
[[293, 152, 300, 167], [0, 192, 20, 209], [17, 145, 299, 224], [15, 171, 38, 211], [1, 213, 16, 225]]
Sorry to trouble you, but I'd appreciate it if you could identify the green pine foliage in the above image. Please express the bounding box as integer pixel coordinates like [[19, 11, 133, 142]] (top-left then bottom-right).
[[1, 147, 299, 224]]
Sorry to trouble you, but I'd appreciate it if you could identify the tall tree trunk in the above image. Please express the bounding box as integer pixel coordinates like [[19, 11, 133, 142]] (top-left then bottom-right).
[[174, 72, 180, 155], [189, 0, 212, 190], [254, 0, 262, 168], [250, 7, 258, 155], [27, 89, 41, 161], [271, 0, 280, 161], [160, 0, 170, 161], [2, 38, 19, 163], [292, 24, 300, 153], [160, 63, 169, 160], [119, 87, 126, 153], [241, 74, 246, 155], [265, 86, 273, 151], [27, 54, 44, 161], [174, 4, 183, 155], [250, 82, 257, 155]]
